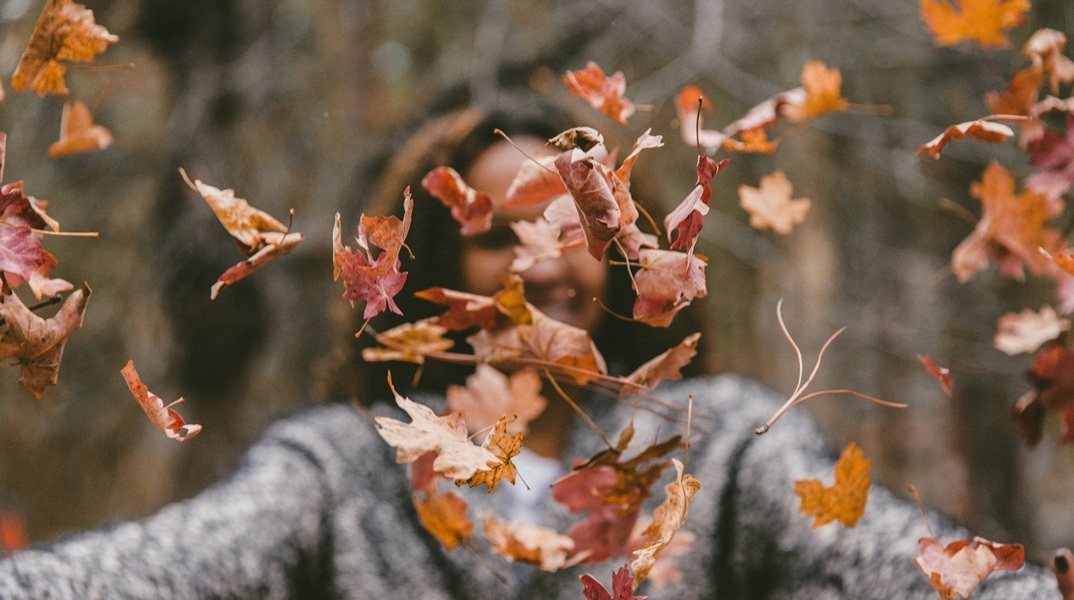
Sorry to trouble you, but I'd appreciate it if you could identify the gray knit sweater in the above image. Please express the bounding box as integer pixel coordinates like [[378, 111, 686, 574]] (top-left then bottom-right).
[[0, 374, 1059, 598]]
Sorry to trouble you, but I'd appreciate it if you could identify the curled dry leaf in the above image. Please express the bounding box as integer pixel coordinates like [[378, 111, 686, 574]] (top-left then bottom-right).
[[580, 565, 648, 600], [665, 155, 728, 253], [48, 100, 113, 158], [0, 178, 67, 298], [737, 170, 811, 235], [211, 231, 303, 300], [919, 0, 1030, 49], [181, 169, 304, 298], [446, 365, 547, 435], [0, 284, 90, 398], [555, 149, 622, 260], [484, 516, 579, 572], [917, 120, 1015, 159], [549, 127, 605, 153], [914, 536, 1025, 599], [630, 459, 701, 587], [994, 306, 1070, 355], [120, 359, 201, 441], [793, 442, 871, 528], [11, 0, 118, 96], [413, 487, 473, 551], [421, 166, 493, 236], [180, 168, 287, 251], [374, 378, 501, 480], [361, 318, 453, 365], [627, 519, 694, 586], [918, 354, 953, 397], [562, 62, 636, 125]]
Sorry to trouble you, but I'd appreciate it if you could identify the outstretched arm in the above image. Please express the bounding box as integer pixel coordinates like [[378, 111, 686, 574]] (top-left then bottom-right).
[[0, 425, 330, 599]]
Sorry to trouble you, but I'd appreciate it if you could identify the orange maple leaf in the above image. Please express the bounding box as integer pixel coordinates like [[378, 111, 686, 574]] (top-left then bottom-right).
[[920, 0, 1030, 49], [950, 161, 1063, 282], [361, 318, 454, 365], [460, 416, 522, 493], [783, 61, 849, 122], [11, 0, 119, 96], [737, 171, 811, 235], [48, 100, 113, 157], [563, 62, 636, 125], [793, 442, 871, 528], [413, 488, 473, 551]]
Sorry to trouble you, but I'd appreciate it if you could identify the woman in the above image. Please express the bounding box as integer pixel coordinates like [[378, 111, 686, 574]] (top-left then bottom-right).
[[0, 98, 1067, 599]]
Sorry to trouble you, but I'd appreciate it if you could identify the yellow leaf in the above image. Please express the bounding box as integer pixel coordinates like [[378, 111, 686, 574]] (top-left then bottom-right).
[[413, 488, 473, 550], [793, 442, 871, 528], [11, 0, 118, 96]]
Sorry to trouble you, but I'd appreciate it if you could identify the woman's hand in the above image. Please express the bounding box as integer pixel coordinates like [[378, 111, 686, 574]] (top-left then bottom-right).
[[1053, 548, 1074, 599]]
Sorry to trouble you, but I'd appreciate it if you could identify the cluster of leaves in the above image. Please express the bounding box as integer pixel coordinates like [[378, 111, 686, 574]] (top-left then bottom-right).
[[0, 1, 309, 439], [918, 14, 1074, 450]]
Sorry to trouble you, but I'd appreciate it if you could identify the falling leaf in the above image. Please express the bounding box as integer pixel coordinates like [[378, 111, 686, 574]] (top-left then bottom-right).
[[48, 100, 113, 157], [549, 127, 606, 153], [484, 516, 579, 571], [626, 520, 694, 586], [421, 166, 494, 236], [361, 318, 453, 365], [917, 120, 1015, 159], [0, 284, 90, 398], [460, 416, 522, 493], [0, 179, 64, 298], [413, 487, 473, 550], [580, 565, 648, 600], [630, 459, 701, 587], [374, 379, 501, 480], [914, 536, 1024, 599], [120, 359, 201, 441], [181, 169, 304, 298], [1026, 114, 1074, 200], [180, 169, 287, 251], [783, 61, 850, 122], [793, 442, 871, 528], [665, 155, 729, 253], [625, 333, 701, 393], [920, 0, 1030, 49], [738, 171, 811, 235], [632, 249, 708, 328], [563, 62, 636, 125], [446, 365, 547, 435], [333, 189, 413, 319], [675, 85, 728, 154], [211, 231, 303, 300], [1013, 342, 1074, 445], [552, 434, 682, 563], [555, 149, 622, 260], [503, 156, 567, 209], [950, 161, 1062, 282], [918, 354, 954, 397], [1024, 29, 1074, 94], [11, 0, 119, 96], [994, 306, 1070, 355]]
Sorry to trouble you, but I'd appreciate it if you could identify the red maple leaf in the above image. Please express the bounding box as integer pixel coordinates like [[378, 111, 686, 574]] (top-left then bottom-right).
[[333, 188, 414, 319]]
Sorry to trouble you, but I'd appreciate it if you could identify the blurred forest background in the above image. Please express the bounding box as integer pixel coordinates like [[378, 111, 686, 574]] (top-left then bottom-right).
[[0, 0, 1072, 564]]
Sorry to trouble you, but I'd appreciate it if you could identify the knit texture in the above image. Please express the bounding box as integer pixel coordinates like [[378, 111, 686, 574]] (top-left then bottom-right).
[[0, 374, 1059, 598]]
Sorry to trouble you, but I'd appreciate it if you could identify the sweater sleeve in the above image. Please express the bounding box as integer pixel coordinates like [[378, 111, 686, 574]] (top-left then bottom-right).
[[0, 411, 337, 600], [712, 377, 1061, 600]]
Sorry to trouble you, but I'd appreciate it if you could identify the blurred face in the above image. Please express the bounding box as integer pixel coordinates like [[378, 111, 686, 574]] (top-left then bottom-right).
[[461, 138, 608, 331]]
